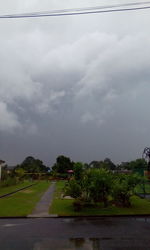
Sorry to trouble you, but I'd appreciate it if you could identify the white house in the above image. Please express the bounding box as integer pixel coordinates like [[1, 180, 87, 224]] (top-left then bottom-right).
[[0, 160, 5, 180]]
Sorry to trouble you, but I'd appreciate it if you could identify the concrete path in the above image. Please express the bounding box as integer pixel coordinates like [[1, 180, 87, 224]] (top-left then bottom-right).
[[28, 182, 56, 218]]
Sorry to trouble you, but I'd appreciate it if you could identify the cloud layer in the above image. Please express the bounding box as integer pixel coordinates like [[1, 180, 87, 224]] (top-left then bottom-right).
[[0, 0, 150, 165]]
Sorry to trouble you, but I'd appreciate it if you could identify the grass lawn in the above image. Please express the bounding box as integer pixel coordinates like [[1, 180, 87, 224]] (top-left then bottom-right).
[[50, 181, 150, 216], [0, 181, 51, 216], [0, 180, 34, 196]]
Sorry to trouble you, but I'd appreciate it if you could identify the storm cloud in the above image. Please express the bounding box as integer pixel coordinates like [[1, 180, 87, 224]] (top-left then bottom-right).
[[0, 0, 150, 165]]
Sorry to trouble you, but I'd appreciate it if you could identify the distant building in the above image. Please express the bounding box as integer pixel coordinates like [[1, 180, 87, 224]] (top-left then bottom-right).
[[113, 169, 132, 175], [0, 160, 5, 166]]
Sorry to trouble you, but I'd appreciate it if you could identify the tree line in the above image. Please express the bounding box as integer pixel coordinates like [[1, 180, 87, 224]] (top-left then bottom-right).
[[0, 154, 147, 187]]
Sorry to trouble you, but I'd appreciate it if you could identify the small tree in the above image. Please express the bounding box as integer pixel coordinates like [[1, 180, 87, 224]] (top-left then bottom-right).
[[112, 174, 140, 207], [73, 162, 84, 183], [85, 168, 113, 207], [65, 168, 113, 207], [104, 158, 116, 170], [65, 178, 82, 199], [15, 168, 25, 181], [126, 158, 147, 172]]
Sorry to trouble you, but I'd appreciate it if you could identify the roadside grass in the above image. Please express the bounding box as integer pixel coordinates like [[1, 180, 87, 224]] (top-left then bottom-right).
[[50, 181, 150, 216], [0, 181, 50, 216], [0, 180, 34, 196]]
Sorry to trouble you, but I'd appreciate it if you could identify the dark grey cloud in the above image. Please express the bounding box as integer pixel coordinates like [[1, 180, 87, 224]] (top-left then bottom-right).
[[0, 0, 150, 165]]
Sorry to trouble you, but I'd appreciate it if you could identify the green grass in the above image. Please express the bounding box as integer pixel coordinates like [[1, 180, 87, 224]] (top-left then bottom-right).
[[0, 180, 34, 196], [50, 181, 150, 216], [0, 181, 51, 216]]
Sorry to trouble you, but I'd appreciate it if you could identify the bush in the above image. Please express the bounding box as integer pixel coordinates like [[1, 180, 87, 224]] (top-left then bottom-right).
[[73, 162, 84, 183], [65, 168, 143, 209], [112, 180, 131, 207], [83, 168, 113, 207], [65, 179, 82, 199], [112, 174, 141, 207]]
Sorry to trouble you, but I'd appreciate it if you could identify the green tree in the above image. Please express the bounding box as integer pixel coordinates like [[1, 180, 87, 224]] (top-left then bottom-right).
[[112, 174, 140, 207], [65, 178, 82, 199], [120, 159, 147, 171], [89, 159, 116, 170], [66, 168, 113, 207], [85, 168, 113, 207], [89, 161, 104, 169], [15, 168, 25, 181], [52, 155, 74, 174], [104, 158, 116, 170], [15, 156, 49, 173], [73, 162, 84, 182]]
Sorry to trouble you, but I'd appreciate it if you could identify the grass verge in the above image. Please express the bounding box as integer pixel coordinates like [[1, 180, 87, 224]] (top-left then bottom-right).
[[0, 180, 34, 196], [50, 181, 150, 216], [0, 181, 50, 216]]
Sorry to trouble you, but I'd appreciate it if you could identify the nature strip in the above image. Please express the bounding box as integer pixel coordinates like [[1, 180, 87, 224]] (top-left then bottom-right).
[[0, 183, 37, 199]]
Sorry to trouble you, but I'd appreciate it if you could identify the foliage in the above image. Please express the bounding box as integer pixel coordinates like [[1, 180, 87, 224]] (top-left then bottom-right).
[[83, 163, 90, 170], [112, 174, 141, 207], [65, 168, 113, 207], [52, 155, 74, 174], [89, 161, 106, 169], [65, 166, 144, 209], [89, 158, 116, 170], [0, 177, 18, 188], [83, 168, 113, 206], [73, 162, 84, 182], [14, 156, 49, 174], [15, 168, 25, 180], [65, 179, 82, 198], [119, 158, 147, 170], [50, 181, 150, 216], [1, 165, 9, 180], [103, 158, 116, 170]]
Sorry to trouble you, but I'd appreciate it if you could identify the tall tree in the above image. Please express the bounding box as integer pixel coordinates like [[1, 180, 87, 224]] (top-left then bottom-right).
[[104, 158, 116, 170], [52, 155, 74, 174], [15, 156, 49, 173]]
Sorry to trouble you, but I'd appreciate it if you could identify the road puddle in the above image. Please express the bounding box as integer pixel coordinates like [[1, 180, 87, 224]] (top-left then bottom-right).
[[33, 238, 104, 249]]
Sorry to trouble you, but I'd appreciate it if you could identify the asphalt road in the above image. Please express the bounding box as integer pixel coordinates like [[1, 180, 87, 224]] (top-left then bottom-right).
[[0, 217, 150, 249]]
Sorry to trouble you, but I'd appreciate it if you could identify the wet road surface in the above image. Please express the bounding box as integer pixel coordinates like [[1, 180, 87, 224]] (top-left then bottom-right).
[[0, 217, 150, 249]]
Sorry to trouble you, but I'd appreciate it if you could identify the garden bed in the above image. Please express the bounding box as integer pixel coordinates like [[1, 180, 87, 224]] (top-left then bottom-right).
[[49, 181, 150, 216]]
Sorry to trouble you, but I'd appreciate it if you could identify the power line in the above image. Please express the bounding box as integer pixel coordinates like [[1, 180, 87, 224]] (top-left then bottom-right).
[[0, 1, 150, 19], [6, 1, 150, 16]]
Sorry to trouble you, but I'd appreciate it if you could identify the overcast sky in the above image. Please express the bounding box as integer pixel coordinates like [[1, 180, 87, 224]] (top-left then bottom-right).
[[0, 0, 150, 166]]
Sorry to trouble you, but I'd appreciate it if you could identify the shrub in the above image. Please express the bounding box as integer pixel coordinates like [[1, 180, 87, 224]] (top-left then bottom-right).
[[112, 174, 141, 207], [83, 168, 113, 207], [65, 179, 82, 199]]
